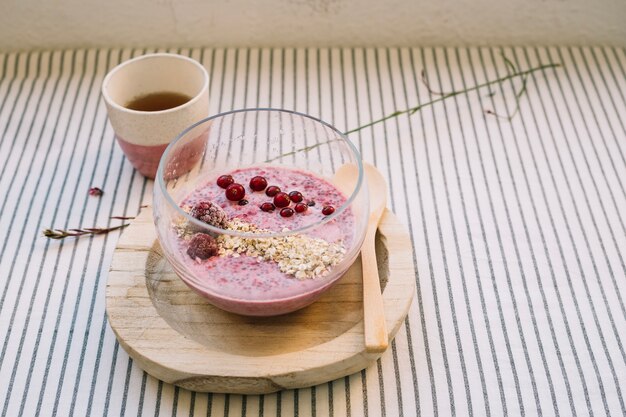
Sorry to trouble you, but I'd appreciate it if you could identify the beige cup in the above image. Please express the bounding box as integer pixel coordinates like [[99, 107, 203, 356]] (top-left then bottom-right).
[[102, 53, 209, 179]]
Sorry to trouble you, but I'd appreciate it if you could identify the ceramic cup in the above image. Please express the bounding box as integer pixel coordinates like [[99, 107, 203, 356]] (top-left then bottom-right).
[[102, 53, 209, 179]]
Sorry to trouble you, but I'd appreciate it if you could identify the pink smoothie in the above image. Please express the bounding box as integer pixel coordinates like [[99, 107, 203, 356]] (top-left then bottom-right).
[[173, 166, 357, 316]]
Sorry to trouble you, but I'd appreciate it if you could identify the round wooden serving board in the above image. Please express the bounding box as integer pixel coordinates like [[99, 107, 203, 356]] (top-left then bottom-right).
[[106, 206, 415, 394]]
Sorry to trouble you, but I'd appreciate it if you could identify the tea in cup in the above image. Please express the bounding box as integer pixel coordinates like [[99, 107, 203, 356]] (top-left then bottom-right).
[[102, 53, 209, 179]]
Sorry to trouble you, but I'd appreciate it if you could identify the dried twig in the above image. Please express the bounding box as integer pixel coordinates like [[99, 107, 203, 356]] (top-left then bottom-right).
[[484, 54, 529, 120], [420, 69, 448, 96], [265, 61, 559, 163], [42, 224, 129, 240], [345, 61, 556, 135]]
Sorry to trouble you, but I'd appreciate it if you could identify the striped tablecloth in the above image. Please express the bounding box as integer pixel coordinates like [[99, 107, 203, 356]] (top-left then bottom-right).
[[1, 46, 625, 417]]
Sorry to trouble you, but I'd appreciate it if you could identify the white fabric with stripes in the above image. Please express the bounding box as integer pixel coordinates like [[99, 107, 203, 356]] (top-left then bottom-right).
[[0, 47, 625, 417]]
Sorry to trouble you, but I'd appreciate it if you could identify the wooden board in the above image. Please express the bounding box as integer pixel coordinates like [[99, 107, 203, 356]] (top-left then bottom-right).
[[106, 206, 416, 394]]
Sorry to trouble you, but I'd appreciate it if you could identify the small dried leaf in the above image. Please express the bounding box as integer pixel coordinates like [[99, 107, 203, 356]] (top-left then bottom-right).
[[88, 187, 104, 197]]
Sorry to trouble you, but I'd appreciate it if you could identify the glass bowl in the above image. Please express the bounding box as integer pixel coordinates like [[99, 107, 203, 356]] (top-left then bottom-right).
[[153, 109, 368, 316]]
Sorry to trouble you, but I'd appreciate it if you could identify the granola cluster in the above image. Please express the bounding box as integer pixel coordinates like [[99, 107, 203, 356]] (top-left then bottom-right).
[[175, 212, 346, 279], [217, 219, 346, 279]]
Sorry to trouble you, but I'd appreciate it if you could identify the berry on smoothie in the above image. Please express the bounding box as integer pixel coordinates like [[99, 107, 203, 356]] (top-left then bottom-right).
[[288, 191, 303, 203], [217, 175, 234, 189], [249, 176, 268, 191], [265, 185, 281, 197], [273, 192, 291, 208], [225, 183, 246, 201]]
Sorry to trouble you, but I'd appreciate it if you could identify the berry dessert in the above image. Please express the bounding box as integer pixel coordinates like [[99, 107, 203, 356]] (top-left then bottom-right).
[[171, 166, 357, 315]]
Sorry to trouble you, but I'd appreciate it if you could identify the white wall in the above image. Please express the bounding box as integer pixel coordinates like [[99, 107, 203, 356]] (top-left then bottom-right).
[[2, 0, 624, 51]]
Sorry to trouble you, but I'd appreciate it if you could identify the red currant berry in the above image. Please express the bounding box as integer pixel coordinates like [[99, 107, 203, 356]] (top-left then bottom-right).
[[249, 176, 268, 192], [238, 199, 249, 206], [225, 183, 245, 201], [280, 207, 294, 218], [273, 192, 291, 208], [307, 200, 316, 207], [322, 205, 335, 216], [288, 191, 303, 203], [294, 203, 308, 213], [216, 175, 234, 189], [260, 202, 275, 212], [265, 185, 281, 197]]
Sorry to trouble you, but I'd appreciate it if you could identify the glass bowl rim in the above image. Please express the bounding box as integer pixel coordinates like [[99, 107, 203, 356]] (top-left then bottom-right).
[[155, 107, 366, 239]]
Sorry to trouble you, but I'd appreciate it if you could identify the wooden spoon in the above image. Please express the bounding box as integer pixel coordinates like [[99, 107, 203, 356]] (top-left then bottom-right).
[[334, 163, 389, 353]]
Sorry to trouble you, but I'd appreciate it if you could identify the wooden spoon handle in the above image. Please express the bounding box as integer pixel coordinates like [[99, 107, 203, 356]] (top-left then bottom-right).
[[361, 228, 389, 353]]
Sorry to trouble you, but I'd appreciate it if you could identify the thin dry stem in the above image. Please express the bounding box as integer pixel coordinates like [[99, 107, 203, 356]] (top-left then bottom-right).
[[42, 224, 129, 240]]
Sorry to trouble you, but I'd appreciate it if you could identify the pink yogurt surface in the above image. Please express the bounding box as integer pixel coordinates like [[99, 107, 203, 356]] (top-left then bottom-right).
[[174, 166, 357, 316]]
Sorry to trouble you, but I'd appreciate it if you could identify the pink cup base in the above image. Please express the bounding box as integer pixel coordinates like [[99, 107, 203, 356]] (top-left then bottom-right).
[[117, 129, 208, 180], [116, 136, 168, 179]]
